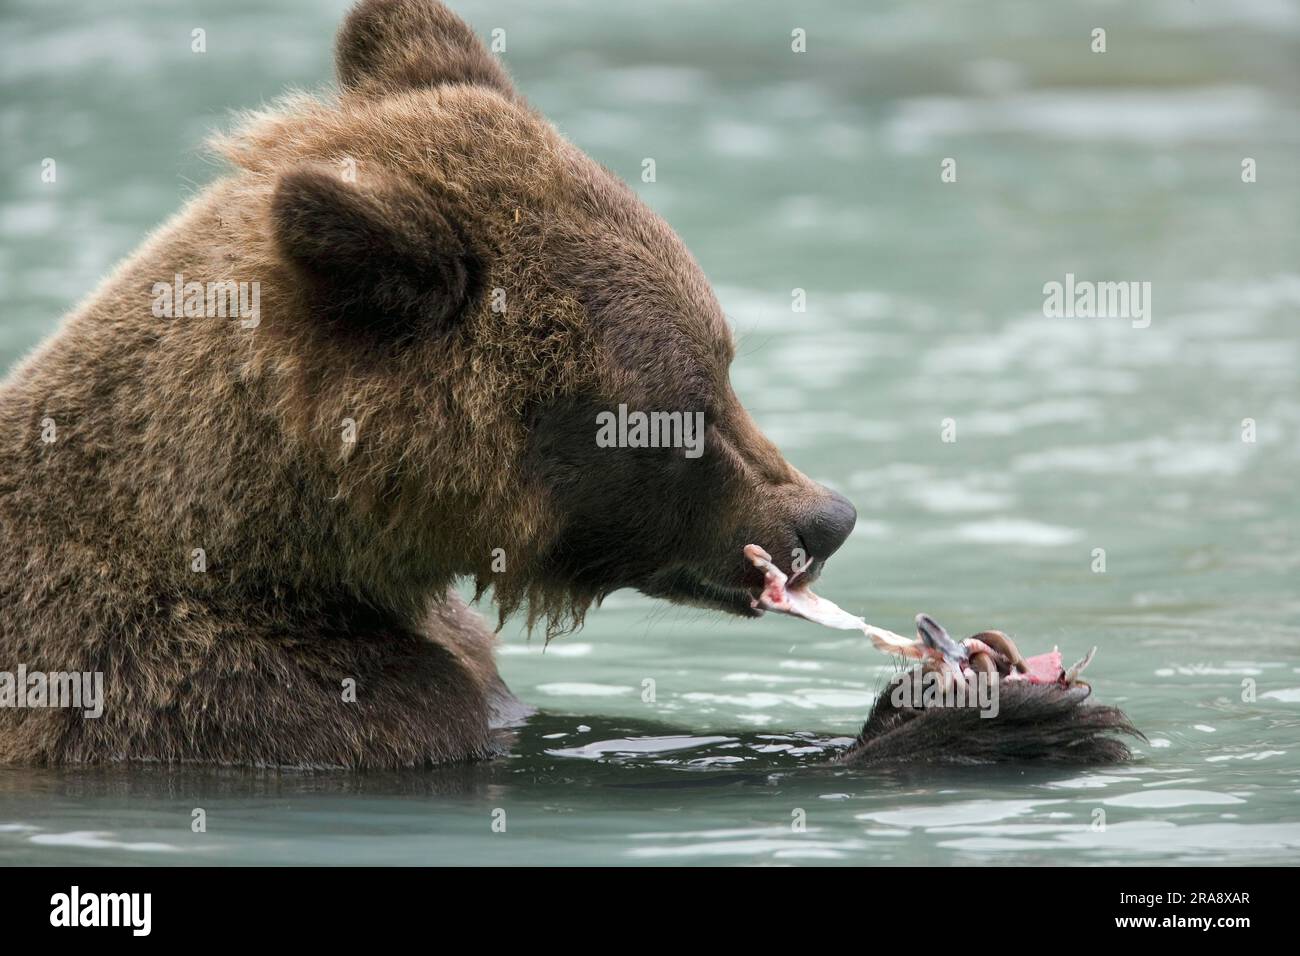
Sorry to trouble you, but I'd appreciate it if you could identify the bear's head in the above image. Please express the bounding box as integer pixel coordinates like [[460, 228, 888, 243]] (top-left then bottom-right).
[[218, 0, 855, 632]]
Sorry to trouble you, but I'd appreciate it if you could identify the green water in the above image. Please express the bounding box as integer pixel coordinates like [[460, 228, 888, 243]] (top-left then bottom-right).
[[2, 0, 1299, 865]]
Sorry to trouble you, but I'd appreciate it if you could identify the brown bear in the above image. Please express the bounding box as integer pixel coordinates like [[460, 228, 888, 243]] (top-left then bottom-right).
[[0, 0, 857, 768]]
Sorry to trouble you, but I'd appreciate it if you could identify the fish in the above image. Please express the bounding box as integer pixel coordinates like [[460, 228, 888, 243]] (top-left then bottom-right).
[[743, 543, 1095, 688]]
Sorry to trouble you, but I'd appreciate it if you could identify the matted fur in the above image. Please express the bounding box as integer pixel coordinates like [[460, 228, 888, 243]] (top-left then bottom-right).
[[0, 0, 853, 767], [843, 673, 1143, 766]]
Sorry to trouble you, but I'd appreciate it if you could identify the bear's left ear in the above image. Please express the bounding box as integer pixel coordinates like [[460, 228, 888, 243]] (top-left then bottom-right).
[[335, 0, 518, 102], [271, 165, 482, 335]]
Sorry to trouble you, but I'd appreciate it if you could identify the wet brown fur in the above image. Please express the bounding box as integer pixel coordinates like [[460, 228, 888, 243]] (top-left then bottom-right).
[[0, 0, 842, 768], [843, 672, 1143, 766]]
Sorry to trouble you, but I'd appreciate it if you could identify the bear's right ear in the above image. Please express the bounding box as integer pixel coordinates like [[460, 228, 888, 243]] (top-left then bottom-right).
[[335, 0, 517, 101], [271, 165, 482, 336]]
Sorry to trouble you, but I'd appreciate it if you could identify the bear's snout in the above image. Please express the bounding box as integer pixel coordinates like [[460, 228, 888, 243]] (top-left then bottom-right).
[[795, 489, 857, 567]]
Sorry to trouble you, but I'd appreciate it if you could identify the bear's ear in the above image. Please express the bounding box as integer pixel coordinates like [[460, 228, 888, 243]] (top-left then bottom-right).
[[335, 0, 516, 101], [271, 165, 482, 335]]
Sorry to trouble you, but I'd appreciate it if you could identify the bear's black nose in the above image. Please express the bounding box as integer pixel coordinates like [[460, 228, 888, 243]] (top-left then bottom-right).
[[799, 490, 857, 563]]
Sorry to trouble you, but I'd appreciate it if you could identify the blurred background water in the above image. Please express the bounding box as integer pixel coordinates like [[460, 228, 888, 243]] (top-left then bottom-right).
[[1, 0, 1298, 865]]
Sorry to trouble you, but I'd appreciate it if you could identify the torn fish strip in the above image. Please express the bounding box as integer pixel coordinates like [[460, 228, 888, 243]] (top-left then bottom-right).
[[743, 544, 923, 657], [743, 544, 1095, 687]]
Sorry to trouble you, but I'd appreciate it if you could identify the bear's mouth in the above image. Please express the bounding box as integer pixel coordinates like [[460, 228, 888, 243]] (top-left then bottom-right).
[[645, 556, 824, 619], [644, 567, 766, 618]]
